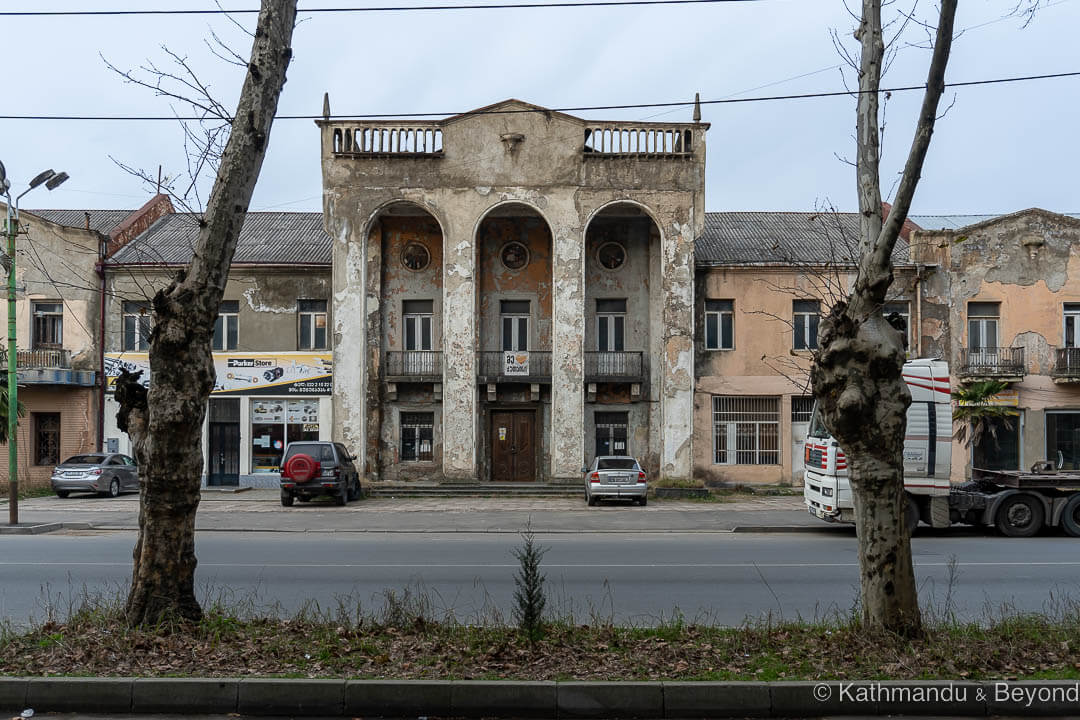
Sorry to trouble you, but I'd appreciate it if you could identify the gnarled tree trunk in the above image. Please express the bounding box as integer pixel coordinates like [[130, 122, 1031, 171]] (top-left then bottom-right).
[[118, 0, 297, 626], [809, 0, 957, 637]]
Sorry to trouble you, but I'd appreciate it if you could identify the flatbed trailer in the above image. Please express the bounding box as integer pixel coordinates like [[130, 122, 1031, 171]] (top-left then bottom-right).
[[951, 466, 1080, 537]]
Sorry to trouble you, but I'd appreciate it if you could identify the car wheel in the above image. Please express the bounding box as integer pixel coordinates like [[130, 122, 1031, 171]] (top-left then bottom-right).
[[100, 478, 120, 498], [56, 490, 70, 499], [587, 494, 597, 507], [639, 496, 648, 507], [347, 476, 360, 501], [904, 493, 920, 535], [280, 491, 294, 507], [335, 483, 348, 506], [995, 494, 1045, 538]]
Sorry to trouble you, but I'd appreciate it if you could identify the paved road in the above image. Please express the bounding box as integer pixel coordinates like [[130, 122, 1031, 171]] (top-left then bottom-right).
[[4, 529, 1079, 627]]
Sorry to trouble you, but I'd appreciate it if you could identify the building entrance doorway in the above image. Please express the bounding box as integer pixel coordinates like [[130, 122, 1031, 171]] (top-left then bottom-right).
[[490, 410, 536, 482]]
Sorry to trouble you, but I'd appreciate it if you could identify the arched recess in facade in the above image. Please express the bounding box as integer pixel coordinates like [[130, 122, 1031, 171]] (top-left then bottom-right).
[[361, 199, 445, 483], [473, 201, 556, 483], [582, 200, 664, 477]]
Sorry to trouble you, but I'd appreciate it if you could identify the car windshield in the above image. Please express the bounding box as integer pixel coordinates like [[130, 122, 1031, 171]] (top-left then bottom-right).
[[63, 454, 106, 465], [597, 458, 637, 470], [807, 403, 831, 440], [285, 444, 335, 462]]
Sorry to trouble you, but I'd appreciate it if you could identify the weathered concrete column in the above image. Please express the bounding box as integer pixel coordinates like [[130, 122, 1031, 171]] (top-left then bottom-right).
[[441, 222, 477, 481], [550, 221, 585, 483], [660, 218, 695, 481], [362, 220, 383, 481]]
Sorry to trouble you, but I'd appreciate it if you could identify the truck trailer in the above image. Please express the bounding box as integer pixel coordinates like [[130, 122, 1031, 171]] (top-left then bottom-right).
[[802, 358, 1080, 537]]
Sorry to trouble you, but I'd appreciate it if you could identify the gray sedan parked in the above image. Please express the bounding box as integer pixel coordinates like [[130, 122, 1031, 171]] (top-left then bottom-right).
[[51, 453, 139, 498], [584, 455, 648, 506]]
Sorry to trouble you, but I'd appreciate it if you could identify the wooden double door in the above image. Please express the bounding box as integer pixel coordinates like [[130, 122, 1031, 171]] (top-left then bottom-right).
[[491, 410, 536, 482]]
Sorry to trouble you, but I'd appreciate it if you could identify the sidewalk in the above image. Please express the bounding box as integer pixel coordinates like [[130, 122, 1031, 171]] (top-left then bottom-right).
[[1, 490, 845, 535]]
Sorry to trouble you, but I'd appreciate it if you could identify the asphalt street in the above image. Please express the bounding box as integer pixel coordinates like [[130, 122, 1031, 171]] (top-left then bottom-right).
[[3, 528, 1079, 628]]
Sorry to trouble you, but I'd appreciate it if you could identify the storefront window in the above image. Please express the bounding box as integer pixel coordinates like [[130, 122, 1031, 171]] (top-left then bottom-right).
[[1047, 412, 1080, 471], [251, 399, 320, 472], [972, 414, 1021, 471]]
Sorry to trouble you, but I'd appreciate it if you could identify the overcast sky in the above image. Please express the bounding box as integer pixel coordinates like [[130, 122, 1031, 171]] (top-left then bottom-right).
[[3, 0, 1078, 216]]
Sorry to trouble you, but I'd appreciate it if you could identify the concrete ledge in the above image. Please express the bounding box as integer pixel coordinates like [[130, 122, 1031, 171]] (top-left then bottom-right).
[[26, 677, 133, 713], [238, 678, 344, 716], [133, 677, 238, 713], [0, 676, 28, 711], [558, 681, 664, 718], [770, 680, 854, 716], [875, 680, 984, 716], [985, 680, 1080, 716], [345, 679, 452, 716], [451, 680, 555, 717], [665, 680, 770, 717]]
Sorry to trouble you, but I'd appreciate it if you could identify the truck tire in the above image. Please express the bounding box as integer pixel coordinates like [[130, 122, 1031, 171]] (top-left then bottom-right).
[[995, 494, 1044, 538], [905, 494, 920, 535], [1060, 495, 1080, 538]]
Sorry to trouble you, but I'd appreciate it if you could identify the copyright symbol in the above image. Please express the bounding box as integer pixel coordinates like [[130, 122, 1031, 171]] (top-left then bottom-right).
[[813, 683, 832, 702]]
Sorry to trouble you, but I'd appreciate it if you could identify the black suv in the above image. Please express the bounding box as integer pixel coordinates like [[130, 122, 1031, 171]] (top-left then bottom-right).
[[279, 441, 362, 506]]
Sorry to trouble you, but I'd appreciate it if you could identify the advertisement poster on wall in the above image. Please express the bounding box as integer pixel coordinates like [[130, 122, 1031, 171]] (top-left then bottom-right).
[[104, 352, 333, 395]]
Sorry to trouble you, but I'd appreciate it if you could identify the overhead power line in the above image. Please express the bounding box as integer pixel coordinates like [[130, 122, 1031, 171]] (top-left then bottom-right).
[[0, 0, 762, 16], [0, 70, 1076, 122]]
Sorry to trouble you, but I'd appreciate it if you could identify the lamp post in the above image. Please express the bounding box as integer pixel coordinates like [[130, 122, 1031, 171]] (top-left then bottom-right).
[[0, 160, 69, 525]]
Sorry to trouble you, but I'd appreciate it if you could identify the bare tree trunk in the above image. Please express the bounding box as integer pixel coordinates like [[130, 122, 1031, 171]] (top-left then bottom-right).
[[810, 0, 957, 637], [118, 0, 297, 626]]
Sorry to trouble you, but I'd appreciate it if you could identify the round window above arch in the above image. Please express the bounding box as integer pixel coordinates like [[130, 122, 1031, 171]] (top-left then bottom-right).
[[597, 241, 627, 271], [500, 241, 530, 271], [401, 242, 431, 272]]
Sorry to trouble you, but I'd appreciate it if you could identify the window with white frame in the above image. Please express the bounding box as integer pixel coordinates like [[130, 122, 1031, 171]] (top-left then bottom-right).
[[122, 301, 152, 351], [596, 299, 626, 352], [1064, 303, 1080, 348], [400, 412, 434, 462], [967, 301, 1000, 351], [793, 300, 820, 350], [403, 300, 434, 351], [298, 299, 328, 350], [713, 396, 780, 465], [500, 300, 530, 352], [704, 299, 734, 350], [213, 300, 239, 351], [31, 301, 63, 349], [883, 300, 910, 349]]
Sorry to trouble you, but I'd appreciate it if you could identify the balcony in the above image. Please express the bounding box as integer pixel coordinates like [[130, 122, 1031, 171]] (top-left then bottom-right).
[[958, 347, 1026, 382], [329, 122, 443, 158], [584, 351, 646, 383], [1053, 347, 1080, 383], [384, 351, 443, 382], [0, 348, 95, 386], [583, 123, 698, 159], [477, 351, 552, 384]]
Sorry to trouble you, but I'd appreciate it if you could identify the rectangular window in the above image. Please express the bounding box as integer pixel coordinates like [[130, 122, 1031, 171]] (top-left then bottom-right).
[[1064, 303, 1080, 349], [968, 301, 1000, 351], [1047, 411, 1080, 471], [596, 299, 626, 352], [883, 300, 910, 349], [250, 398, 320, 473], [33, 412, 60, 466], [212, 300, 239, 351], [122, 301, 152, 351], [712, 396, 780, 465], [31, 301, 63, 349], [400, 412, 434, 462], [403, 299, 434, 351], [500, 300, 529, 352], [595, 411, 629, 456], [973, 412, 1020, 471], [791, 396, 815, 424], [793, 300, 820, 350], [704, 299, 734, 350], [298, 299, 328, 350]]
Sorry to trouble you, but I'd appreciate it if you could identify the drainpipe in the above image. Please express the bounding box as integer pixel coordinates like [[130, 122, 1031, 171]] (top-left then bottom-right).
[[914, 263, 923, 358], [97, 236, 106, 451]]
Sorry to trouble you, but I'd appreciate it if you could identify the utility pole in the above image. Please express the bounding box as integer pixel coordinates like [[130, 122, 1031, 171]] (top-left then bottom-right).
[[0, 161, 69, 525]]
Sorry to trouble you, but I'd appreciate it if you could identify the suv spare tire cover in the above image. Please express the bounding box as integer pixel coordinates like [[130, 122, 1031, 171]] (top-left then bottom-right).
[[283, 454, 320, 483]]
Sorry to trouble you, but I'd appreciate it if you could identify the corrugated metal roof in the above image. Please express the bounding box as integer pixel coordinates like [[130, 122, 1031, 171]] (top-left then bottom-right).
[[27, 208, 132, 236], [910, 213, 1080, 230], [696, 211, 910, 266], [109, 212, 330, 265]]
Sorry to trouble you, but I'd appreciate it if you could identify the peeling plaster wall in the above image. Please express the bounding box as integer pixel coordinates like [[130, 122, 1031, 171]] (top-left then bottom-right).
[[911, 210, 1080, 480]]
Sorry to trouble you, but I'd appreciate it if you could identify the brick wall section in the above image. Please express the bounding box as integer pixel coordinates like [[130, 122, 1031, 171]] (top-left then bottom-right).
[[0, 387, 98, 494], [107, 194, 174, 257]]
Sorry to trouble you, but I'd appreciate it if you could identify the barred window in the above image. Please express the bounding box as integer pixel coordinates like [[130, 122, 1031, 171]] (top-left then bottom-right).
[[791, 396, 815, 424], [713, 396, 780, 465], [595, 411, 629, 456], [400, 412, 434, 462], [34, 413, 60, 466]]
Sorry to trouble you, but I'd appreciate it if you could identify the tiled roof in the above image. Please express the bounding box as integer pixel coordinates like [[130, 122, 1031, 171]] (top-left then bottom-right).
[[910, 212, 1080, 230], [108, 212, 330, 266], [27, 209, 132, 236], [696, 211, 910, 266]]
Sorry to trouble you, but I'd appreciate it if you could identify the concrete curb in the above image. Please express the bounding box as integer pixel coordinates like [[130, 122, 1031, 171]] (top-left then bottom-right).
[[0, 521, 92, 535], [12, 523, 838, 535], [4, 677, 1080, 716]]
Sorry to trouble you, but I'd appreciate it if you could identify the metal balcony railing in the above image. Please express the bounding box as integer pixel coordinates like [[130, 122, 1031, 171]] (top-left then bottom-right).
[[0, 348, 72, 370], [477, 350, 552, 382], [584, 351, 645, 381], [958, 347, 1025, 378], [1053, 347, 1080, 380], [384, 351, 443, 380]]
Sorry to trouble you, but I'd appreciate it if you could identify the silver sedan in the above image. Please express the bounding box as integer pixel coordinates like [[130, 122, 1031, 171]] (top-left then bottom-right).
[[584, 456, 648, 506], [50, 453, 140, 498]]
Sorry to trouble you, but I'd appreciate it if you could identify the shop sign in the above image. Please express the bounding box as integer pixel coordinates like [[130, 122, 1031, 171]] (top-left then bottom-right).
[[503, 351, 529, 376], [105, 352, 333, 395]]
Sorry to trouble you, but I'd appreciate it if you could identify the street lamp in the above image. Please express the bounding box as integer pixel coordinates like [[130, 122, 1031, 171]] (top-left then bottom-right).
[[1, 160, 69, 525]]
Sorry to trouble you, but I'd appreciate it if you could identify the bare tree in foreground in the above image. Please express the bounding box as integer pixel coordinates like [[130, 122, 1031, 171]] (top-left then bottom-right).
[[115, 0, 298, 625], [808, 0, 957, 637]]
